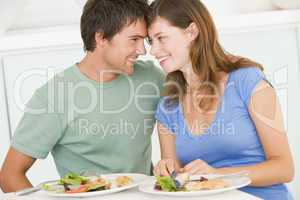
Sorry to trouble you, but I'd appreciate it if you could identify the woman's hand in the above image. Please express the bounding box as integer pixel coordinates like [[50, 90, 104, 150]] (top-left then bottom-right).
[[180, 159, 216, 175], [154, 158, 177, 176]]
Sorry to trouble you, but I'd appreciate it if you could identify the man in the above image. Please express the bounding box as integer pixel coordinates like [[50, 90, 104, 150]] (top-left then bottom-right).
[[0, 0, 165, 192]]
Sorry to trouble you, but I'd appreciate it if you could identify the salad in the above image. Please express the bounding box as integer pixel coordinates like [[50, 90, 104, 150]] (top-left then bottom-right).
[[154, 173, 229, 192], [42, 172, 133, 194]]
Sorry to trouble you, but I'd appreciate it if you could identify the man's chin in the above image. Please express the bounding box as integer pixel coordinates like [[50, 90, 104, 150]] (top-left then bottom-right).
[[122, 65, 134, 75], [127, 68, 134, 75]]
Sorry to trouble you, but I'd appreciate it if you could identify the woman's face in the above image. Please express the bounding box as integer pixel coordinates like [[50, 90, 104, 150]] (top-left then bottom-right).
[[148, 17, 193, 73]]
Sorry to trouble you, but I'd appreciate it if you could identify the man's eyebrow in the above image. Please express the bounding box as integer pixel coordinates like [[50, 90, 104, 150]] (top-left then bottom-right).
[[129, 34, 147, 38]]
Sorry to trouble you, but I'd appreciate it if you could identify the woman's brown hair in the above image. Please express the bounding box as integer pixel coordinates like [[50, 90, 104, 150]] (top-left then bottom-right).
[[148, 0, 263, 111]]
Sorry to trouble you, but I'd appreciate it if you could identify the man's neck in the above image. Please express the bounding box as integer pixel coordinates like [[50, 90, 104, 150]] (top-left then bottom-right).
[[77, 53, 119, 83]]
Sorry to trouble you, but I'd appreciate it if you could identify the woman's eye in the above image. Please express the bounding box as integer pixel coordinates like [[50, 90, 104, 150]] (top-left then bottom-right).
[[158, 36, 166, 42]]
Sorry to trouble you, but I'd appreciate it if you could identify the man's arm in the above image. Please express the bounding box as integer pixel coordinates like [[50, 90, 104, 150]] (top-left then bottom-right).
[[0, 147, 36, 192]]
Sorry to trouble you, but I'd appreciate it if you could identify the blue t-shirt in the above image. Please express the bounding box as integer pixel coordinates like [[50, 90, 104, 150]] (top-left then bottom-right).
[[155, 67, 293, 200]]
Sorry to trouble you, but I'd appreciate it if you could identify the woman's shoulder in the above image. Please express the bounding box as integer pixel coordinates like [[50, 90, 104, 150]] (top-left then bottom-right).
[[155, 97, 180, 129], [229, 66, 267, 105], [157, 97, 180, 114], [229, 66, 266, 87], [229, 66, 264, 81]]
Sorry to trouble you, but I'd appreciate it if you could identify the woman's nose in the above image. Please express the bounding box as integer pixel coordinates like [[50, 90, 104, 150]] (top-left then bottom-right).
[[150, 43, 160, 57]]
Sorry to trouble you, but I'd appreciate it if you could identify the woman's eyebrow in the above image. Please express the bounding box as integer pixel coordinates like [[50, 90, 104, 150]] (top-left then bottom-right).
[[153, 32, 163, 38]]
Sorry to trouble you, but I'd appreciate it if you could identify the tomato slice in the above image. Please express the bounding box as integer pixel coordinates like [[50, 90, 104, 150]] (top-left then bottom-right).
[[65, 185, 89, 193]]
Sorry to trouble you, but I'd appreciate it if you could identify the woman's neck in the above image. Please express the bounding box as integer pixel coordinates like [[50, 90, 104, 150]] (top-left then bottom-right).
[[180, 64, 228, 94], [180, 63, 203, 91]]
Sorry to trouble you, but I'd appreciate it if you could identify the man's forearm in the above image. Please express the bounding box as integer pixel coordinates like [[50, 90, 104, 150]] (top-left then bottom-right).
[[0, 172, 33, 193]]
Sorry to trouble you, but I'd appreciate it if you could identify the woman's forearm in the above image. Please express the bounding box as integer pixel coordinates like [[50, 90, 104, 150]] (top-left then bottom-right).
[[216, 159, 294, 187]]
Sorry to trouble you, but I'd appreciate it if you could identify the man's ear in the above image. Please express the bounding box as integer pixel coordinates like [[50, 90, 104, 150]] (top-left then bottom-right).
[[95, 32, 107, 48], [186, 22, 199, 41]]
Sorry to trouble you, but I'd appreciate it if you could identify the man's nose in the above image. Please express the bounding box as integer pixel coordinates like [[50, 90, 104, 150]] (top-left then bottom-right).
[[136, 42, 146, 55]]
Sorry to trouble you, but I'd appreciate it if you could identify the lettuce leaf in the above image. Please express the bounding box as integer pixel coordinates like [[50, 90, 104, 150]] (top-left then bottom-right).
[[155, 176, 177, 192], [59, 172, 90, 185], [42, 184, 54, 191]]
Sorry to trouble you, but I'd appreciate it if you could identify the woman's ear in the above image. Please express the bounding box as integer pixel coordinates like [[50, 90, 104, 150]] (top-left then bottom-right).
[[186, 22, 199, 41]]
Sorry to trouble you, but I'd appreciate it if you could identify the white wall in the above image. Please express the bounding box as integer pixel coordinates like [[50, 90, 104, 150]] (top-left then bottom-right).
[[0, 58, 10, 194], [0, 64, 10, 166], [9, 0, 81, 30]]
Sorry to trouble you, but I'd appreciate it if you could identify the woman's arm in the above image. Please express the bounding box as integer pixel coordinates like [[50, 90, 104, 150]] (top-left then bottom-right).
[[154, 122, 182, 175], [216, 80, 294, 186]]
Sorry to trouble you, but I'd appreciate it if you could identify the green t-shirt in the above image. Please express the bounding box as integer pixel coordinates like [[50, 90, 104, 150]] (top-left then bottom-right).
[[11, 60, 165, 176]]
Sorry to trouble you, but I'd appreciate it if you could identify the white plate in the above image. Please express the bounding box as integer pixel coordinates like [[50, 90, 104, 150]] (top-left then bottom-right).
[[43, 173, 147, 198], [139, 176, 251, 197]]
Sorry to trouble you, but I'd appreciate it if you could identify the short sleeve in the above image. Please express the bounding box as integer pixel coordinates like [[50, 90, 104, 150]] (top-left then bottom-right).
[[234, 67, 267, 106], [11, 89, 63, 159], [155, 98, 178, 134]]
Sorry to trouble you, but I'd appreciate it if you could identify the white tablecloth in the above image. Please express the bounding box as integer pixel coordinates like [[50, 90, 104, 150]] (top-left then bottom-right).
[[0, 188, 262, 200]]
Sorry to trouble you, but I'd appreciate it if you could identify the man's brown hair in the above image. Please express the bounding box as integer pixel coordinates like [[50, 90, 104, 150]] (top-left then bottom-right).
[[81, 0, 149, 52]]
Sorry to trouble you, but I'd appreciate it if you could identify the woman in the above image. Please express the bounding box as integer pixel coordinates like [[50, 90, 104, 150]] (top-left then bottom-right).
[[147, 0, 294, 199]]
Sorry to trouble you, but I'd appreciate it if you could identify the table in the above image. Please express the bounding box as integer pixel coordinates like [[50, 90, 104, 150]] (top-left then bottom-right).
[[0, 188, 262, 200]]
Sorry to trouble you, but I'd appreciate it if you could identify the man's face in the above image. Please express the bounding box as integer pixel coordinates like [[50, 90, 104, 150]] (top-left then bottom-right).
[[101, 19, 147, 75]]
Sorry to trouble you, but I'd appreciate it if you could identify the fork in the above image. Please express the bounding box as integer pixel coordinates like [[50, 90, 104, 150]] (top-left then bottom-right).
[[170, 171, 181, 189], [15, 179, 58, 196]]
